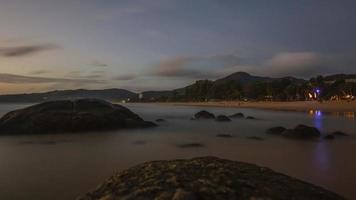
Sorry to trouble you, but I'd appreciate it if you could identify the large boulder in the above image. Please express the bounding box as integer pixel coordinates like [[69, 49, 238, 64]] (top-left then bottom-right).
[[282, 125, 321, 139], [0, 99, 156, 134], [194, 110, 215, 119], [78, 157, 344, 200]]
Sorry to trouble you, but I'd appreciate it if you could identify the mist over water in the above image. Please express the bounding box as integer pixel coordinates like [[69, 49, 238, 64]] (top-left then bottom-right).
[[0, 103, 355, 200]]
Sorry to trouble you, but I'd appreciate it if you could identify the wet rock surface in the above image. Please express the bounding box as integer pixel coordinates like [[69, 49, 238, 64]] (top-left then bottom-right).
[[0, 99, 156, 134], [194, 110, 215, 119], [78, 157, 345, 200]]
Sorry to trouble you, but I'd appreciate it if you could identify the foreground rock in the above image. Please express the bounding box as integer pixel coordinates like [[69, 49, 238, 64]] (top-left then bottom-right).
[[78, 157, 344, 200], [215, 115, 231, 122], [0, 99, 156, 134], [194, 110, 215, 119]]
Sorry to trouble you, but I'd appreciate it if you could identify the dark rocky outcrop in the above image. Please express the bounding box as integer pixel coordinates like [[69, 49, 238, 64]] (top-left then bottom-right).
[[266, 125, 321, 139], [246, 116, 256, 120], [282, 125, 321, 139], [0, 99, 156, 134], [229, 112, 244, 118], [194, 110, 215, 119], [215, 115, 231, 122], [266, 126, 287, 135], [78, 157, 345, 200]]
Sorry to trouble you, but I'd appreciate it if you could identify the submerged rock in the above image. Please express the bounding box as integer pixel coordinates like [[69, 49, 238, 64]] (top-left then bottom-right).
[[229, 112, 244, 118], [246, 116, 256, 120], [194, 110, 215, 119], [78, 157, 345, 200], [0, 99, 156, 134], [266, 126, 286, 135], [215, 115, 231, 122]]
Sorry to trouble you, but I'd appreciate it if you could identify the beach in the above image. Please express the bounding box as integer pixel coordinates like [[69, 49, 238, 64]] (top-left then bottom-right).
[[163, 100, 356, 113]]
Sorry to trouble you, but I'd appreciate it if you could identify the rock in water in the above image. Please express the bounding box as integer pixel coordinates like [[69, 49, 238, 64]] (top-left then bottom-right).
[[194, 110, 215, 119], [332, 131, 348, 136], [215, 115, 231, 122], [0, 99, 156, 134], [324, 134, 335, 140], [78, 157, 345, 200], [282, 124, 321, 139], [229, 112, 244, 118], [266, 126, 286, 135]]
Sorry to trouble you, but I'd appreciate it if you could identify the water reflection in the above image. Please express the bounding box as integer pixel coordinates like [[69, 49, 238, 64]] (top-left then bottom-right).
[[308, 109, 355, 119], [310, 109, 330, 172]]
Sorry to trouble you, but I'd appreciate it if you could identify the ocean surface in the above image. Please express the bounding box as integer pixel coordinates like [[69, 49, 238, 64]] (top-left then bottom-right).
[[0, 103, 355, 199]]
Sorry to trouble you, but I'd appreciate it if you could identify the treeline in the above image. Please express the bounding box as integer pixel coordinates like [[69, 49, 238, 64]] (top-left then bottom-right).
[[153, 76, 356, 102]]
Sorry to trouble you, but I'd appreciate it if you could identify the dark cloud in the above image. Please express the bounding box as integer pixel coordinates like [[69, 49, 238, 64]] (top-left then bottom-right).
[[29, 70, 51, 75], [113, 74, 136, 81], [0, 73, 105, 84], [0, 44, 59, 57]]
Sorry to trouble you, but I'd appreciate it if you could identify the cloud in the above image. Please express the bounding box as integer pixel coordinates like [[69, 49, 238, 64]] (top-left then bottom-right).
[[91, 60, 108, 67], [263, 52, 327, 77], [29, 70, 51, 75], [113, 74, 136, 81], [0, 44, 59, 57], [150, 54, 241, 79], [0, 73, 105, 84]]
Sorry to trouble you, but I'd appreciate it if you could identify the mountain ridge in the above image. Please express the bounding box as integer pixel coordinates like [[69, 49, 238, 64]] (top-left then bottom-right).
[[0, 72, 355, 102]]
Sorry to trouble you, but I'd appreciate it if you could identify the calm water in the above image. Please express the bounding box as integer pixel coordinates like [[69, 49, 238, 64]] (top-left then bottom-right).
[[0, 103, 355, 200]]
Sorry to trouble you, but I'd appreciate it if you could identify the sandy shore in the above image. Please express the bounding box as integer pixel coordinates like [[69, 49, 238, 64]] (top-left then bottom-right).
[[160, 101, 356, 113]]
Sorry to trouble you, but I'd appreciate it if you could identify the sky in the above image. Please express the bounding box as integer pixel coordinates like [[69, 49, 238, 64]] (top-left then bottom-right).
[[0, 0, 356, 94]]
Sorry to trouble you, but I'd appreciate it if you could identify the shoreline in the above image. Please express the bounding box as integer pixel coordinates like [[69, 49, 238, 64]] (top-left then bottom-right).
[[154, 100, 356, 113]]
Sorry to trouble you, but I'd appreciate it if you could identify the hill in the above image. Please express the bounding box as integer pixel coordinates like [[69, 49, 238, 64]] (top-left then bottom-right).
[[0, 89, 138, 103]]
